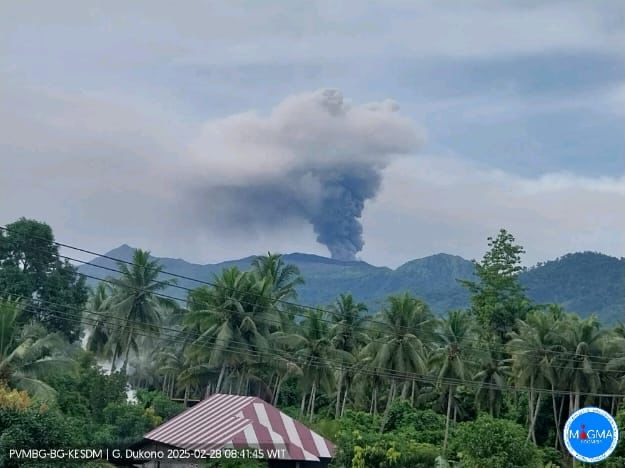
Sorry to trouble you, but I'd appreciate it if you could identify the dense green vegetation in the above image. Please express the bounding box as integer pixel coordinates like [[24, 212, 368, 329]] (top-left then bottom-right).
[[522, 252, 625, 324], [79, 243, 625, 323], [1, 218, 625, 467]]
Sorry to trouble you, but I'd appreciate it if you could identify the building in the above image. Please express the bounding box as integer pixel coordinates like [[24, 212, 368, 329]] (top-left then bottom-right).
[[132, 393, 336, 467]]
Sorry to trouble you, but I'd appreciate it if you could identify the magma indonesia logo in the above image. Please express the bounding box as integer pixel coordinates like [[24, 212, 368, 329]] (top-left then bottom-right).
[[564, 407, 619, 463]]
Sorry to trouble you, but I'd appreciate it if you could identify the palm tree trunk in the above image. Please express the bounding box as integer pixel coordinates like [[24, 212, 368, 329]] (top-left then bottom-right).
[[335, 367, 344, 419], [341, 382, 349, 417], [270, 372, 277, 394], [552, 389, 561, 449], [528, 393, 542, 444], [401, 380, 410, 400], [274, 377, 284, 406], [381, 380, 396, 432], [272, 374, 280, 403], [122, 330, 133, 373], [110, 344, 120, 373], [216, 363, 226, 393], [237, 371, 244, 395], [184, 385, 189, 406], [527, 378, 535, 440], [300, 392, 307, 416], [373, 386, 378, 416], [411, 380, 416, 406], [309, 381, 317, 421], [443, 386, 454, 453]]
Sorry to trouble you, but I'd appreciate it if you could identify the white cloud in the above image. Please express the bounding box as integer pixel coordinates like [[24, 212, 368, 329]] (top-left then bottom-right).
[[187, 89, 422, 183], [362, 156, 625, 267], [1, 83, 623, 266], [1, 0, 623, 76]]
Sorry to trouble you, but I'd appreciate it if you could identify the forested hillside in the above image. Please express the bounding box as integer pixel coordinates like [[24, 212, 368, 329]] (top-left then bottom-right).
[[3, 218, 625, 467], [80, 246, 624, 322], [4, 219, 625, 467], [520, 252, 625, 323]]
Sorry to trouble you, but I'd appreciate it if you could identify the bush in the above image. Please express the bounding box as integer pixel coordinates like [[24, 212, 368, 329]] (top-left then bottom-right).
[[540, 446, 562, 466], [0, 406, 85, 467], [101, 402, 160, 446], [384, 400, 445, 444], [333, 409, 441, 467], [49, 353, 126, 422], [349, 440, 439, 468], [450, 414, 542, 468], [135, 389, 183, 421]]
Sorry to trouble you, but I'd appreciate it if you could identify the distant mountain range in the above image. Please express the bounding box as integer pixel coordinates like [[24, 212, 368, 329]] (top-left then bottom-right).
[[79, 246, 625, 323]]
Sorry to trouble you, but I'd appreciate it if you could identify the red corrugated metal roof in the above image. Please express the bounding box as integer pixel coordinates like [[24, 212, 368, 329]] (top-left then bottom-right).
[[144, 393, 336, 462]]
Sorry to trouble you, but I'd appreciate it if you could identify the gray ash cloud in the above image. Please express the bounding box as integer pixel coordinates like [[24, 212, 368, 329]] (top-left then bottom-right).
[[186, 89, 424, 260]]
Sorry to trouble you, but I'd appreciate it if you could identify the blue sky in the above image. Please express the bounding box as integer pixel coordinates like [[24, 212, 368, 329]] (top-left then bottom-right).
[[1, 1, 623, 266]]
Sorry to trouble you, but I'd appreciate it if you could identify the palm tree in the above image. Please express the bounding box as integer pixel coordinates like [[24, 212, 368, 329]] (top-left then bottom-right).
[[107, 249, 177, 373], [430, 309, 477, 453], [185, 267, 277, 393], [292, 311, 336, 421], [329, 294, 368, 418], [473, 349, 510, 417], [251, 253, 304, 302], [129, 344, 162, 389], [84, 283, 113, 358], [603, 324, 625, 414], [361, 293, 433, 428], [560, 315, 604, 413], [158, 348, 189, 399], [0, 297, 75, 401], [508, 310, 559, 444]]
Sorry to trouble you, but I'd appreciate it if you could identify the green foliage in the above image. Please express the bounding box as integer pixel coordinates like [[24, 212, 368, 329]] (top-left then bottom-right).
[[49, 352, 126, 421], [105, 249, 177, 372], [539, 447, 563, 467], [346, 438, 439, 468], [81, 244, 623, 322], [6, 222, 625, 468], [332, 408, 443, 467], [184, 266, 278, 391], [0, 218, 88, 341], [102, 402, 160, 445], [522, 252, 625, 324], [0, 406, 84, 467], [0, 297, 77, 401], [460, 229, 532, 342], [135, 388, 183, 421], [384, 401, 445, 444], [450, 415, 542, 467]]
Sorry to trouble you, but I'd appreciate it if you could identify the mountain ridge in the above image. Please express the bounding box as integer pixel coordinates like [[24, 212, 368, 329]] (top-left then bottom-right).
[[79, 246, 625, 323]]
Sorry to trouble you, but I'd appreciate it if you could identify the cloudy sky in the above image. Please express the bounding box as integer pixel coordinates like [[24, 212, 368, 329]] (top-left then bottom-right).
[[1, 0, 623, 267]]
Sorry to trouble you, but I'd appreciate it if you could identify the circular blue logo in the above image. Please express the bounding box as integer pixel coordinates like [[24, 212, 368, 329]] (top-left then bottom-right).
[[564, 407, 619, 463]]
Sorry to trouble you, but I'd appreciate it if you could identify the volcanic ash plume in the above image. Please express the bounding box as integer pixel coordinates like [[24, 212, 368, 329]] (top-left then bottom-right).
[[187, 89, 425, 260]]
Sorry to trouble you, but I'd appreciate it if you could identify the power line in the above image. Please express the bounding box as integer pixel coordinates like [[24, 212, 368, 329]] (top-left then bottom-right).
[[1, 224, 620, 366], [3, 291, 624, 399], [18, 251, 625, 375]]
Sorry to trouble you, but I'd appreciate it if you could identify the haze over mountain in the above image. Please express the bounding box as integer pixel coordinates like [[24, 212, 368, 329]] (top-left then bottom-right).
[[79, 247, 625, 323]]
